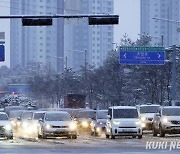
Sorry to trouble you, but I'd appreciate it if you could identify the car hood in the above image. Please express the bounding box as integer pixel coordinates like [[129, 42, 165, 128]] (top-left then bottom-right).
[[140, 113, 155, 118], [0, 121, 11, 126], [44, 121, 72, 126], [163, 116, 180, 121], [112, 118, 140, 127]]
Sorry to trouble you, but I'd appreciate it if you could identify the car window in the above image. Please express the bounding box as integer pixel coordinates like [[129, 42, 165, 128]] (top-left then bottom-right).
[[108, 108, 112, 117], [97, 111, 108, 119], [33, 113, 44, 120], [78, 111, 96, 119], [162, 108, 180, 116], [45, 113, 71, 121], [140, 106, 159, 113], [0, 114, 8, 120], [113, 109, 138, 119], [22, 112, 33, 120]]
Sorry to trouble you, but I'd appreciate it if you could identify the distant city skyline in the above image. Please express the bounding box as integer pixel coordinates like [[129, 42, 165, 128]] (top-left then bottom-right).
[[0, 0, 140, 67]]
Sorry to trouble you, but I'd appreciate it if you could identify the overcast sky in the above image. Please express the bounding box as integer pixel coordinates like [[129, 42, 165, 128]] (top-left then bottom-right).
[[114, 0, 140, 44], [0, 0, 140, 67]]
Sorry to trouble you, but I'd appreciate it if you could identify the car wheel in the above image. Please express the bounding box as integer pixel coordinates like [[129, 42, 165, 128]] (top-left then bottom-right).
[[159, 125, 165, 137], [7, 136, 13, 140], [132, 135, 136, 138], [138, 135, 142, 139], [111, 135, 115, 139], [106, 134, 109, 138], [152, 126, 158, 137], [72, 135, 77, 139]]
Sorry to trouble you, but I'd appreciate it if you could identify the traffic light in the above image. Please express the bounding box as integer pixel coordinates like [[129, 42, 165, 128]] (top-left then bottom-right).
[[22, 18, 52, 26], [88, 17, 119, 25]]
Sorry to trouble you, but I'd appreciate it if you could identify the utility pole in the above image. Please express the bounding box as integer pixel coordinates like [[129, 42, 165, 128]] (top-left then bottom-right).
[[84, 50, 87, 81], [171, 45, 177, 106]]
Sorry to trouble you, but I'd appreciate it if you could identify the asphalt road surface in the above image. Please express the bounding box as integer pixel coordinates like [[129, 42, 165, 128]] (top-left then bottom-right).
[[0, 133, 180, 154]]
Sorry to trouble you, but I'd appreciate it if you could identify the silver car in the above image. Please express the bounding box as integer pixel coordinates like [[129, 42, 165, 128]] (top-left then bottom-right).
[[153, 106, 180, 137], [0, 112, 13, 139], [38, 111, 77, 139]]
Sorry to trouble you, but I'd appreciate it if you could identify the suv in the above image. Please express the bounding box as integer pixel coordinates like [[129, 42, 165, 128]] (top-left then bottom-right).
[[38, 111, 77, 139], [90, 110, 108, 136], [153, 106, 180, 137], [138, 104, 160, 130], [105, 106, 143, 139]]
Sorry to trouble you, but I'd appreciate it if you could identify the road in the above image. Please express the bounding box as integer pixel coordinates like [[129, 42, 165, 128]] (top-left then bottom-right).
[[0, 133, 180, 153]]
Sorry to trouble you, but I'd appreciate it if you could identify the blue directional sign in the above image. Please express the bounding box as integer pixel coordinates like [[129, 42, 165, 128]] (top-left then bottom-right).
[[119, 47, 165, 65], [0, 45, 5, 61]]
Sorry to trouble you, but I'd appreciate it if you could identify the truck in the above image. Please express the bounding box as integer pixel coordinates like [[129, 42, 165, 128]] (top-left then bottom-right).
[[64, 94, 86, 108]]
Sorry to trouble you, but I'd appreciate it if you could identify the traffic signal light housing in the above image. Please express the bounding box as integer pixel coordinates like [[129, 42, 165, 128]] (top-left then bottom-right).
[[88, 17, 119, 25], [22, 18, 52, 26]]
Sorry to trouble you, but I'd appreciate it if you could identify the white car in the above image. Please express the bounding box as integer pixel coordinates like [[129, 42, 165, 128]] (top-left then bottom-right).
[[105, 106, 143, 139], [0, 112, 13, 139], [138, 104, 160, 130], [38, 111, 77, 139], [153, 106, 180, 137]]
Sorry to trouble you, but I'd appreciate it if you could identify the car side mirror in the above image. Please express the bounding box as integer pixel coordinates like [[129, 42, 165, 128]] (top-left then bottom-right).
[[156, 113, 161, 117], [17, 117, 21, 121], [73, 117, 77, 121], [39, 118, 43, 122], [107, 115, 111, 120]]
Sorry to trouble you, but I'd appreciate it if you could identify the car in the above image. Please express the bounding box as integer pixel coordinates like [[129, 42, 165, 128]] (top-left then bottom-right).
[[77, 109, 96, 132], [90, 110, 108, 136], [105, 106, 143, 139], [19, 110, 45, 138], [9, 110, 25, 132], [152, 106, 180, 137], [0, 112, 13, 139], [38, 111, 77, 139], [137, 104, 160, 130]]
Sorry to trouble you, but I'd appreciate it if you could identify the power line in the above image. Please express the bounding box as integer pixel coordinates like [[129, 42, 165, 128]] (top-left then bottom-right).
[[0, 0, 100, 14]]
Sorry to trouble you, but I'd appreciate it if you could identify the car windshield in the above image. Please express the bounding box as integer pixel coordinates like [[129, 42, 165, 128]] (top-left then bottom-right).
[[45, 113, 71, 121], [97, 111, 108, 119], [0, 114, 8, 120], [34, 113, 44, 120], [78, 111, 96, 119], [113, 109, 138, 119], [140, 106, 159, 113], [162, 108, 180, 116], [9, 110, 23, 118]]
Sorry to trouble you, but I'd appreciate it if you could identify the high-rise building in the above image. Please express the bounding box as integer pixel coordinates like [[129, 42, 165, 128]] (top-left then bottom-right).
[[64, 0, 114, 70], [141, 0, 180, 47], [10, 0, 64, 73]]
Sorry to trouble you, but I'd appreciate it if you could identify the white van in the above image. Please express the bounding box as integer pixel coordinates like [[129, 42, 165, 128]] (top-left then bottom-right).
[[105, 106, 143, 139]]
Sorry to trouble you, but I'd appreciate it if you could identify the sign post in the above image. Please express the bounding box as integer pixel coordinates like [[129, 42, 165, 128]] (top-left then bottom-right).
[[119, 46, 165, 65], [0, 45, 5, 62]]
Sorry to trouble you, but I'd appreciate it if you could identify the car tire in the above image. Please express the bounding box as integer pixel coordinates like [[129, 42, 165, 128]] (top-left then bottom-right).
[[111, 135, 115, 139], [7, 136, 13, 140], [152, 126, 158, 137], [138, 135, 142, 139], [72, 135, 77, 139], [132, 135, 136, 138], [106, 134, 109, 138], [159, 125, 165, 137]]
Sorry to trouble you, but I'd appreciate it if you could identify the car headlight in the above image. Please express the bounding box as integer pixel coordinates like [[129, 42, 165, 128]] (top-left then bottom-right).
[[10, 120, 16, 127], [162, 117, 169, 124], [113, 121, 120, 125], [69, 122, 77, 130], [141, 117, 146, 122], [45, 124, 51, 130], [82, 121, 88, 128], [136, 121, 146, 128], [4, 124, 12, 131]]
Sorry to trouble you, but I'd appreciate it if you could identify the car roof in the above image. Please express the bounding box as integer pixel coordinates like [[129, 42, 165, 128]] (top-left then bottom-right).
[[109, 106, 137, 109], [0, 112, 7, 115], [44, 111, 69, 114], [161, 106, 180, 109], [139, 104, 160, 107]]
